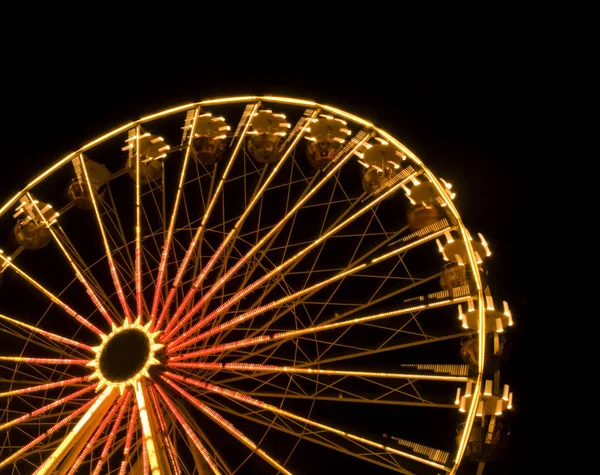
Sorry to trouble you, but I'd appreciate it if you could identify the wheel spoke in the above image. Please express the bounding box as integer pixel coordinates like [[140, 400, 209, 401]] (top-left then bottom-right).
[[152, 383, 220, 474], [208, 179, 380, 350], [155, 103, 260, 332], [162, 108, 318, 339], [0, 375, 92, 399], [163, 373, 449, 472], [210, 272, 450, 370], [118, 403, 138, 475], [0, 383, 97, 432], [172, 226, 451, 355], [160, 377, 293, 475], [26, 193, 116, 327], [201, 397, 416, 475], [80, 155, 133, 322], [147, 384, 183, 475], [188, 130, 370, 329], [0, 357, 90, 366], [165, 167, 422, 350], [0, 251, 104, 336], [33, 386, 116, 475], [221, 392, 454, 408], [134, 380, 163, 475], [149, 107, 200, 324], [168, 289, 469, 362], [134, 127, 144, 322], [91, 391, 131, 475], [66, 391, 127, 475], [0, 393, 102, 470], [171, 364, 452, 408], [0, 313, 93, 353], [168, 361, 469, 382]]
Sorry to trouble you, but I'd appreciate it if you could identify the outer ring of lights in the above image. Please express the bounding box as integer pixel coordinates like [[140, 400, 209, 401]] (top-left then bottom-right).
[[0, 96, 491, 474]]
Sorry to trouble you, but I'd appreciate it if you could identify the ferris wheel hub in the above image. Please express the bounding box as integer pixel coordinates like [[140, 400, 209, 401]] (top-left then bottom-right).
[[100, 328, 150, 381], [89, 321, 163, 392]]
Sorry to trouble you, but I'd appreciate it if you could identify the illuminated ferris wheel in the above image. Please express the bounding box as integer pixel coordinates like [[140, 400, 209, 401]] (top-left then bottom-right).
[[0, 96, 514, 474]]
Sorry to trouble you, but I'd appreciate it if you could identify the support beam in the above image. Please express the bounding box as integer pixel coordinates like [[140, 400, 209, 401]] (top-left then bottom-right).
[[36, 387, 117, 475], [135, 380, 173, 475]]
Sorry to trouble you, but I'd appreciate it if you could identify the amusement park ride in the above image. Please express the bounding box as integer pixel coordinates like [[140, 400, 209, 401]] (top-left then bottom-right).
[[0, 96, 514, 474]]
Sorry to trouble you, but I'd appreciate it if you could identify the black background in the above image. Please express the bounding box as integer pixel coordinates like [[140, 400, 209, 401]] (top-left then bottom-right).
[[1, 43, 534, 474]]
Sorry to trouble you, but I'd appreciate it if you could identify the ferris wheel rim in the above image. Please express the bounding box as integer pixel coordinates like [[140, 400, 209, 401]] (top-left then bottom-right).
[[6, 96, 423, 217], [0, 95, 490, 474]]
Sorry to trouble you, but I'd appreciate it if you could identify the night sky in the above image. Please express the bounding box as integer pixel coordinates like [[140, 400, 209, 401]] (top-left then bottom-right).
[[2, 51, 532, 474]]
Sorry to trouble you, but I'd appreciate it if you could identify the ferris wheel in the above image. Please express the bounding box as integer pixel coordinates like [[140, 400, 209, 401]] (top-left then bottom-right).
[[0, 96, 514, 474]]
